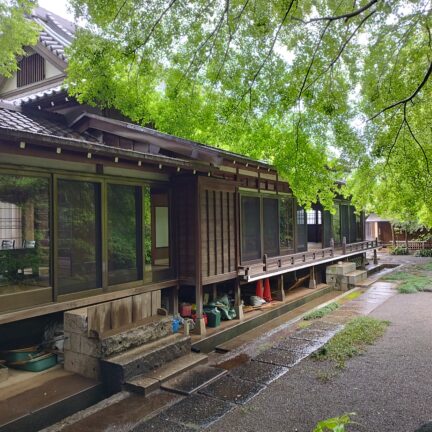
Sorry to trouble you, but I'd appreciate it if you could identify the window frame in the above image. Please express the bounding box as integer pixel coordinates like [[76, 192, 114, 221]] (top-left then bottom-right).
[[240, 191, 289, 264], [0, 168, 53, 312]]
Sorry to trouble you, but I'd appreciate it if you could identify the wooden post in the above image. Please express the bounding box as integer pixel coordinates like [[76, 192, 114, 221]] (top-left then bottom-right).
[[342, 236, 347, 254], [234, 279, 244, 321], [309, 266, 317, 289], [373, 248, 378, 265], [170, 284, 179, 317], [212, 283, 218, 301], [330, 238, 334, 249], [274, 275, 285, 301]]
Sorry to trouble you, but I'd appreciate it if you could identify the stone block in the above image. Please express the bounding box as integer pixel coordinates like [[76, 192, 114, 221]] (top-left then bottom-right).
[[64, 308, 88, 334], [0, 364, 8, 383], [347, 270, 367, 285], [326, 274, 337, 285], [326, 262, 356, 276], [99, 316, 173, 358], [64, 349, 100, 380], [80, 335, 101, 357]]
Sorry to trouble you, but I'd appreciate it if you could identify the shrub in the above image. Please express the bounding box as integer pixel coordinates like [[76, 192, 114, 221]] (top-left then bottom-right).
[[414, 249, 432, 257], [313, 414, 355, 432], [389, 246, 409, 255]]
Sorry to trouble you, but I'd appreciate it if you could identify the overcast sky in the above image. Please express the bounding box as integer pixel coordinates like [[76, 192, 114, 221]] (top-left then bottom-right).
[[38, 0, 74, 20]]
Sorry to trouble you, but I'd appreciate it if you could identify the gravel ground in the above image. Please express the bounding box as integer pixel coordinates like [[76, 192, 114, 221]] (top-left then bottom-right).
[[207, 291, 432, 432]]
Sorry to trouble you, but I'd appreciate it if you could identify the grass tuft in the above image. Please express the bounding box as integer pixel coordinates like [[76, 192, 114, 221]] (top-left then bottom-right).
[[343, 290, 363, 301], [382, 271, 431, 294], [303, 302, 339, 321], [313, 316, 389, 368]]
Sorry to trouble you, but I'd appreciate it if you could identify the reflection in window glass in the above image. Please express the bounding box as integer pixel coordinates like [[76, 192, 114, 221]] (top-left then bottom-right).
[[332, 203, 341, 244], [241, 196, 261, 261], [280, 197, 294, 251], [263, 198, 279, 257], [356, 213, 363, 241], [108, 184, 142, 285], [57, 180, 101, 295], [0, 175, 50, 296]]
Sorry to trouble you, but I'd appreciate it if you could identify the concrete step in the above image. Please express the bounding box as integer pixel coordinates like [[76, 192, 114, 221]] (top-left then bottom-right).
[[100, 334, 191, 393], [125, 353, 208, 395]]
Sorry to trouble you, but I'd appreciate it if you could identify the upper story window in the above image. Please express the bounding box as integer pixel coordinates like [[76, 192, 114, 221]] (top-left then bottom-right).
[[17, 53, 45, 87]]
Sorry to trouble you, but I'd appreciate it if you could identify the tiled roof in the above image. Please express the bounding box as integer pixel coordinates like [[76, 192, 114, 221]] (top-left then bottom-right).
[[9, 85, 67, 106], [32, 8, 75, 63], [0, 106, 93, 141]]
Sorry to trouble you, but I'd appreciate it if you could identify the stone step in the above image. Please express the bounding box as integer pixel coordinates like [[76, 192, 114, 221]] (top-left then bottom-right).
[[100, 334, 191, 393], [343, 269, 368, 285], [161, 364, 227, 395], [125, 353, 208, 395]]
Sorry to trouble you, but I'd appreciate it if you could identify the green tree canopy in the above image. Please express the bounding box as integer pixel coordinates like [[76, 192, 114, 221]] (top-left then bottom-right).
[[63, 1, 430, 222], [0, 0, 40, 77]]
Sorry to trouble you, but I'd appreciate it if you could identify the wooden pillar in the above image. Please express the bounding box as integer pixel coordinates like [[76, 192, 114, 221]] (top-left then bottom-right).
[[309, 266, 317, 289], [195, 177, 206, 335], [170, 284, 179, 317], [373, 248, 378, 265], [274, 274, 285, 301], [234, 279, 244, 321], [342, 236, 347, 255], [212, 283, 218, 301]]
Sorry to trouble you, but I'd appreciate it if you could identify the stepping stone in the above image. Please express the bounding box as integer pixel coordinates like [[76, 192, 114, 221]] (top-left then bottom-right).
[[306, 321, 342, 332], [160, 394, 233, 427], [133, 416, 195, 432], [229, 360, 288, 385], [289, 328, 334, 342], [161, 365, 227, 395], [273, 337, 322, 354], [198, 375, 264, 405], [253, 347, 306, 368]]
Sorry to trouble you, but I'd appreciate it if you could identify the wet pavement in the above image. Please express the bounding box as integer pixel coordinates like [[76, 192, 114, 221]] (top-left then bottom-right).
[[127, 278, 399, 431]]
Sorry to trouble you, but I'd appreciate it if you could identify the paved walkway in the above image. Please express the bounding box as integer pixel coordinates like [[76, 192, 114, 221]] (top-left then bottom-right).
[[131, 280, 400, 431], [206, 288, 432, 431]]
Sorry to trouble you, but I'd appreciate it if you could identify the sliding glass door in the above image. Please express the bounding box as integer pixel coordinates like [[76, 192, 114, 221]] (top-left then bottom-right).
[[57, 180, 102, 295]]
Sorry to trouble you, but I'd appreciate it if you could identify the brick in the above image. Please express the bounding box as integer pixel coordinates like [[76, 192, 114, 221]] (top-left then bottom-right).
[[64, 349, 100, 380], [64, 308, 88, 334]]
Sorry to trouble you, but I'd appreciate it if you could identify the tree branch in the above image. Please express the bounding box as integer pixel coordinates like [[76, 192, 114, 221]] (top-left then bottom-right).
[[293, 0, 379, 24], [369, 60, 432, 121]]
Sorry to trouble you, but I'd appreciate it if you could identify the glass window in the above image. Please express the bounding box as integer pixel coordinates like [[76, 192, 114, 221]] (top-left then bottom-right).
[[317, 210, 322, 225], [57, 180, 101, 295], [306, 210, 316, 225], [356, 213, 363, 241], [241, 196, 261, 261], [108, 184, 142, 285], [279, 197, 294, 251], [296, 205, 307, 251], [263, 197, 279, 257], [0, 174, 50, 301], [332, 203, 341, 244], [144, 187, 171, 279]]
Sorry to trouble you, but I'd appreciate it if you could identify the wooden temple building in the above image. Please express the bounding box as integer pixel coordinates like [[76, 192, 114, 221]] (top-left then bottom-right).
[[0, 9, 376, 367]]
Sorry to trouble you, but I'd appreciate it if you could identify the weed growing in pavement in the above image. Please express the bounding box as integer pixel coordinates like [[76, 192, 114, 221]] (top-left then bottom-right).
[[303, 303, 339, 321], [382, 271, 431, 294], [342, 290, 363, 301], [312, 317, 389, 368], [313, 413, 355, 432]]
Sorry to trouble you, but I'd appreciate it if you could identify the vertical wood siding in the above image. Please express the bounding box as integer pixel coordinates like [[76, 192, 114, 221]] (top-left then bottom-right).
[[200, 183, 236, 280]]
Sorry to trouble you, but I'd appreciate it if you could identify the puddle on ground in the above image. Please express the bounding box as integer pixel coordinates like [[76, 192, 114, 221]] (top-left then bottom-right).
[[215, 353, 250, 370]]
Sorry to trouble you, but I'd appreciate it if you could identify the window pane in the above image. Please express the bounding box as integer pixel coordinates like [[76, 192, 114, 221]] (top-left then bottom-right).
[[144, 187, 171, 281], [263, 198, 279, 257], [280, 197, 294, 251], [332, 204, 341, 244], [108, 184, 142, 285], [0, 175, 50, 299], [296, 205, 307, 251], [57, 180, 101, 295], [306, 210, 316, 225], [241, 196, 261, 261]]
